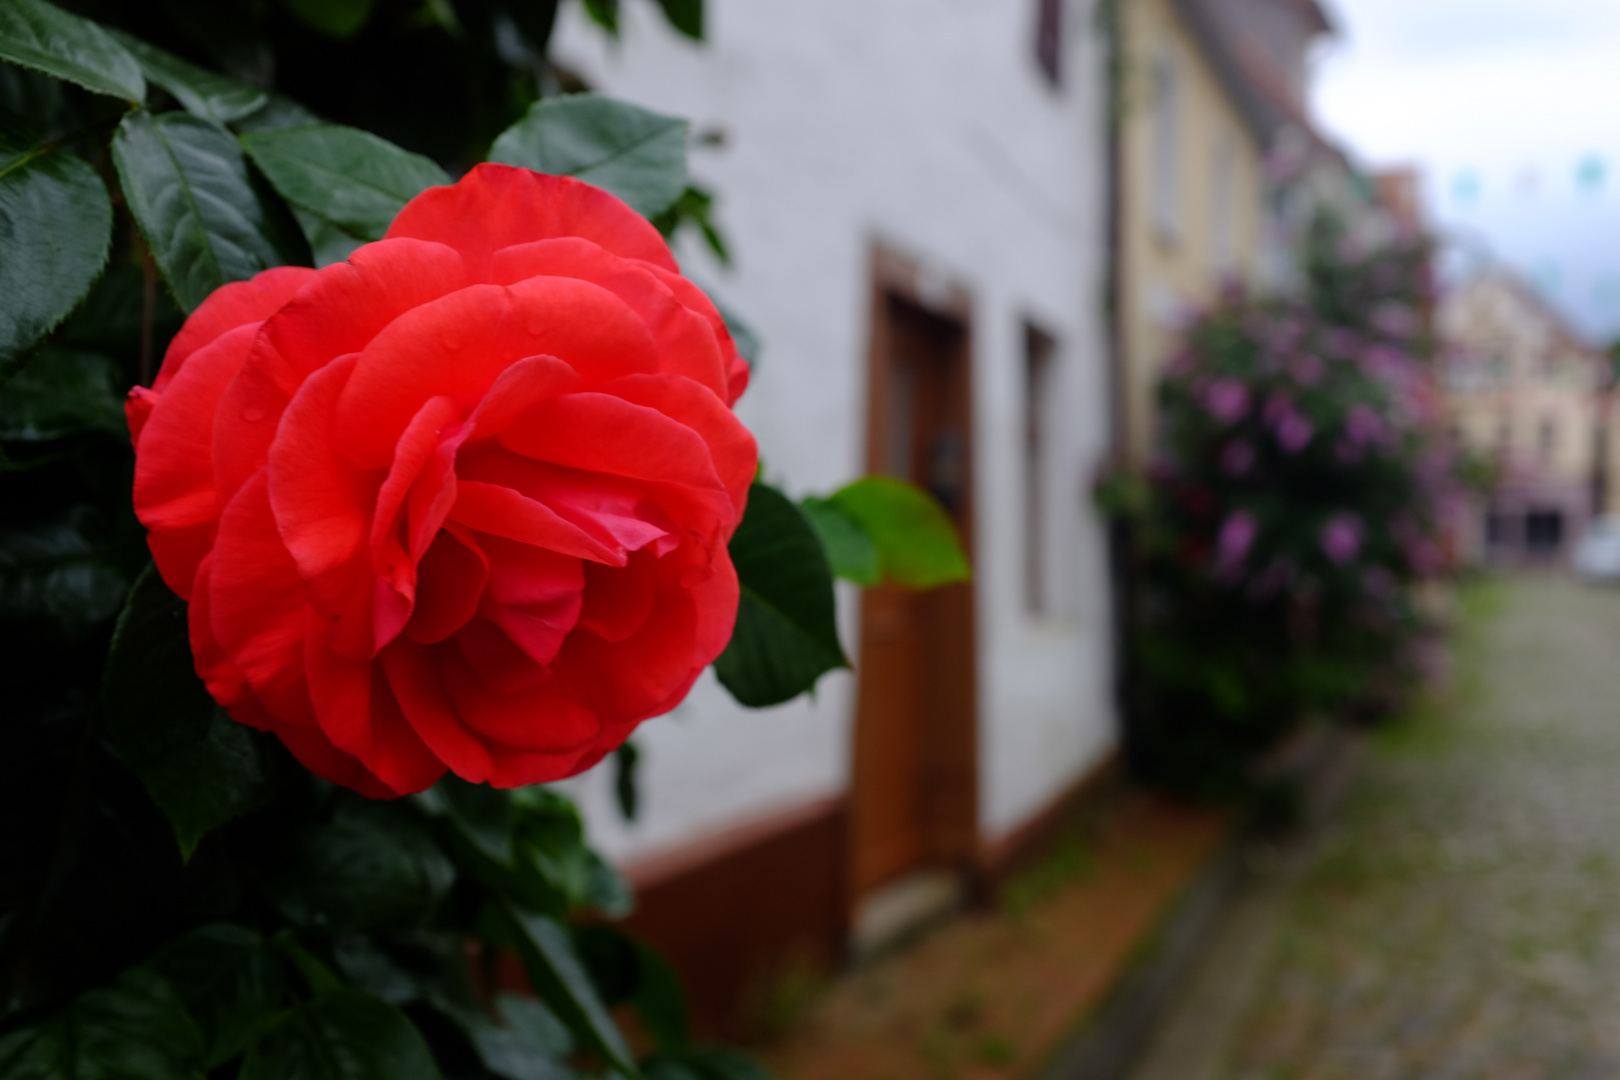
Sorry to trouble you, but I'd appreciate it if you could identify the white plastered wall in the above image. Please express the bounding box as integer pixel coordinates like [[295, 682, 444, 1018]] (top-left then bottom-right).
[[550, 0, 1119, 862]]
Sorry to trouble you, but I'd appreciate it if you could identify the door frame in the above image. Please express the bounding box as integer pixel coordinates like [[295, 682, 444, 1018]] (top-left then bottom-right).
[[849, 241, 981, 903]]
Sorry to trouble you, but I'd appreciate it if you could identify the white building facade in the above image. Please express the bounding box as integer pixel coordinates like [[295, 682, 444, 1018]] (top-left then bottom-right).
[[547, 0, 1121, 1030]]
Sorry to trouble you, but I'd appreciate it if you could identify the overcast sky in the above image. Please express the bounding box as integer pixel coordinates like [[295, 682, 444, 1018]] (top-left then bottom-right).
[[1311, 0, 1620, 343]]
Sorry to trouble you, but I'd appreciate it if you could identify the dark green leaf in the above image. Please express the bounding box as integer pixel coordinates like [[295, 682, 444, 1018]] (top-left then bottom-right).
[[712, 296, 758, 367], [574, 927, 687, 1049], [269, 799, 455, 933], [466, 993, 577, 1080], [241, 124, 449, 242], [579, 0, 619, 36], [0, 131, 112, 376], [141, 709, 273, 860], [829, 476, 971, 588], [418, 774, 514, 864], [231, 94, 321, 134], [643, 1048, 773, 1080], [583, 851, 633, 919], [102, 564, 272, 857], [0, 59, 71, 139], [0, 348, 125, 440], [798, 497, 878, 585], [112, 110, 295, 312], [0, 0, 144, 102], [482, 906, 635, 1076], [106, 29, 267, 123], [288, 204, 365, 267], [145, 925, 288, 1068], [279, 0, 376, 39], [612, 740, 639, 821], [713, 482, 846, 708], [0, 506, 126, 634], [239, 990, 440, 1080], [101, 563, 217, 766], [653, 0, 703, 40], [0, 968, 207, 1080], [489, 93, 688, 219], [650, 186, 728, 265]]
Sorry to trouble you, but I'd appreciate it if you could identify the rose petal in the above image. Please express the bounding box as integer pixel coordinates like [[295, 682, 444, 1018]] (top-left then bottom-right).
[[492, 238, 729, 399], [382, 639, 497, 782], [212, 239, 470, 506], [304, 624, 446, 794], [133, 323, 262, 597], [599, 373, 757, 517], [386, 164, 677, 279], [335, 279, 659, 469], [209, 471, 317, 728], [451, 478, 626, 565], [152, 265, 315, 393], [406, 524, 488, 645], [476, 534, 585, 666]]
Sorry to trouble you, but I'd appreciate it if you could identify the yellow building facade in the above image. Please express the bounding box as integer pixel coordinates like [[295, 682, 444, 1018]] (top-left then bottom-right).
[[1116, 0, 1268, 464]]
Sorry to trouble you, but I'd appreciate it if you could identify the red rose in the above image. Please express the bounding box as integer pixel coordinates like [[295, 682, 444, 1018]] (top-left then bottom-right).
[[127, 164, 756, 797]]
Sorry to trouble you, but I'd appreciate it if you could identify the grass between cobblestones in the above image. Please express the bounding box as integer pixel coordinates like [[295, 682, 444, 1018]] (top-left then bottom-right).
[[1217, 574, 1620, 1079]]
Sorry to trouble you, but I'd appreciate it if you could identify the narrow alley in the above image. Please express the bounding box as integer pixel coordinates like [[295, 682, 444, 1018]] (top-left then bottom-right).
[[1137, 576, 1620, 1079]]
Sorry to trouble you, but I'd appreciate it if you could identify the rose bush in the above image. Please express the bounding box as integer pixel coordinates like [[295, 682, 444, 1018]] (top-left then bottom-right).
[[128, 163, 756, 796]]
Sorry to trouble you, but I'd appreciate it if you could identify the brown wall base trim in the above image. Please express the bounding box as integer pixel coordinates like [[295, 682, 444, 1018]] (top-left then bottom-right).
[[614, 795, 850, 1039], [977, 751, 1124, 897]]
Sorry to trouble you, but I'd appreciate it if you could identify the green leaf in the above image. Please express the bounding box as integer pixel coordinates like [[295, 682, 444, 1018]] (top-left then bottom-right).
[[0, 0, 144, 102], [101, 564, 272, 857], [106, 29, 267, 123], [653, 0, 703, 39], [143, 709, 273, 860], [145, 925, 288, 1068], [489, 93, 688, 219], [829, 476, 971, 588], [241, 124, 449, 242], [239, 990, 441, 1080], [0, 348, 125, 441], [268, 799, 455, 933], [576, 928, 688, 1051], [421, 774, 514, 864], [713, 482, 846, 708], [579, 0, 619, 36], [231, 94, 322, 135], [612, 740, 639, 821], [0, 968, 207, 1080], [112, 110, 295, 312], [643, 1048, 773, 1080], [288, 204, 366, 267], [649, 186, 729, 265], [482, 906, 635, 1077], [798, 497, 878, 585], [0, 130, 113, 376], [466, 993, 577, 1080], [0, 506, 126, 634], [279, 0, 376, 39], [100, 563, 215, 763]]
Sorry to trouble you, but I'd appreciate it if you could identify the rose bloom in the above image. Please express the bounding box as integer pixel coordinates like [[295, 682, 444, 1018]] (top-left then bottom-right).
[[127, 164, 756, 797]]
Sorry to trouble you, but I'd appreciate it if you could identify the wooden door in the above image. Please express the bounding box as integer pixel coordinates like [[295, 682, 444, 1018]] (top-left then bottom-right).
[[851, 292, 979, 895]]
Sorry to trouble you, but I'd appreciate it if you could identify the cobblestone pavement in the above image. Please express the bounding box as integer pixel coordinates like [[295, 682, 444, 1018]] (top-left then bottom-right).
[[1210, 576, 1620, 1079]]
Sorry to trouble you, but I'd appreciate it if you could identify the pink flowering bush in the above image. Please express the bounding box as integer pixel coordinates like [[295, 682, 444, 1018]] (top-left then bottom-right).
[[1106, 243, 1459, 795]]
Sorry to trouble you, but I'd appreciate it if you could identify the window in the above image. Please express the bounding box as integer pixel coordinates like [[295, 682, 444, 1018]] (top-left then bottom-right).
[[1151, 51, 1182, 242], [1023, 323, 1058, 615], [1540, 415, 1558, 459], [1035, 0, 1064, 87]]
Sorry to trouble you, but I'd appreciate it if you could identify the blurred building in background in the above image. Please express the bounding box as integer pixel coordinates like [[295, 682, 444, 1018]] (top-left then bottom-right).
[[550, 0, 1118, 1032], [541, 0, 1425, 1035], [1114, 0, 1393, 462], [1440, 269, 1611, 565]]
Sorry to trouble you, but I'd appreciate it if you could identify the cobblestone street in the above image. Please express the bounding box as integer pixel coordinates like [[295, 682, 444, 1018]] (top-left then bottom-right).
[[1135, 575, 1620, 1080]]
